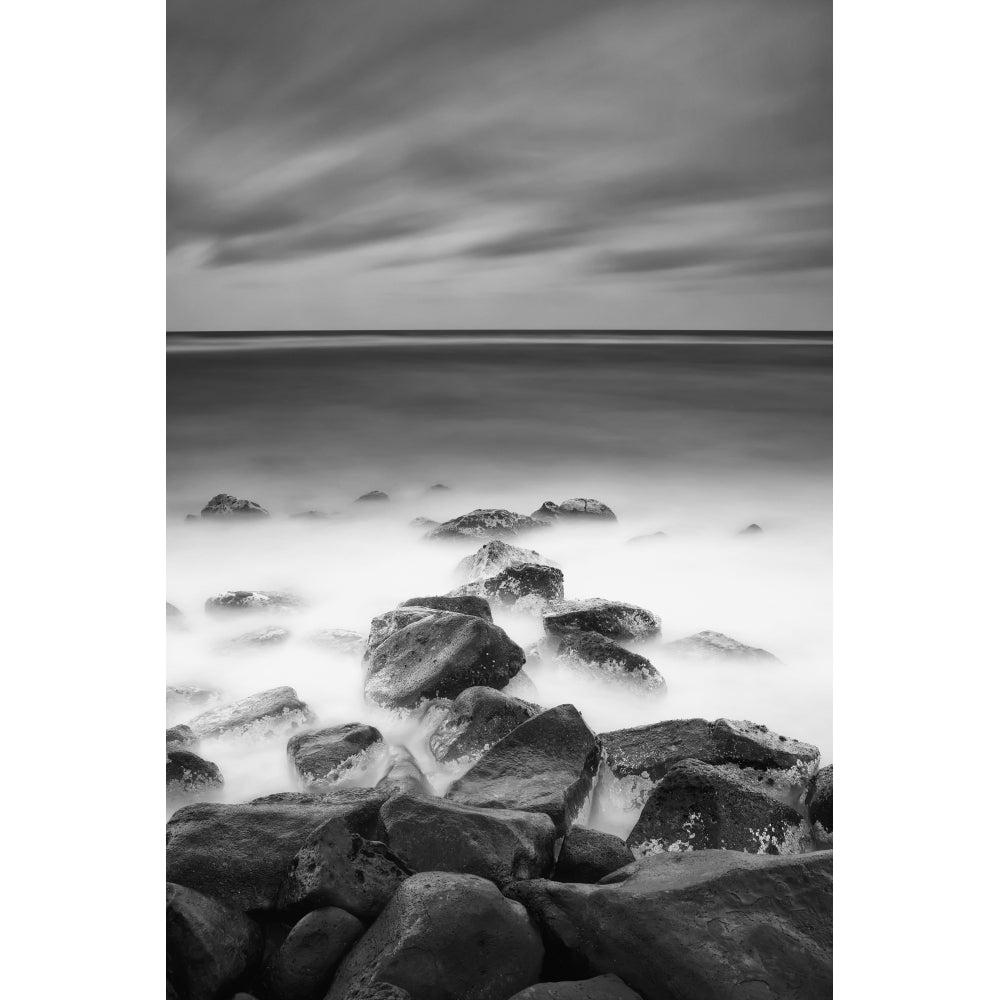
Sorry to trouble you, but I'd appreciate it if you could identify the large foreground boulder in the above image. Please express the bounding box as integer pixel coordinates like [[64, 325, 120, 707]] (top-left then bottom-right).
[[288, 725, 384, 788], [506, 849, 833, 1000], [398, 594, 492, 622], [456, 539, 558, 582], [445, 704, 600, 834], [325, 872, 544, 1000], [377, 792, 556, 886], [451, 563, 565, 613], [426, 508, 548, 540], [187, 687, 315, 741], [364, 608, 525, 709], [552, 631, 665, 690], [167, 750, 223, 797], [662, 630, 778, 662], [532, 499, 617, 522], [508, 976, 641, 999], [166, 882, 263, 1000], [543, 599, 661, 642], [626, 759, 811, 856], [552, 827, 634, 885], [428, 687, 539, 764], [200, 493, 269, 518], [206, 590, 302, 615]]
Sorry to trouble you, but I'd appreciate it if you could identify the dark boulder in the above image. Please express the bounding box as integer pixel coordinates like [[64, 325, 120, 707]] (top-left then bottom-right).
[[310, 628, 366, 656], [506, 849, 832, 1000], [325, 872, 544, 1000], [222, 625, 292, 650], [445, 704, 600, 835], [552, 827, 634, 884], [264, 907, 364, 1000], [249, 788, 387, 832], [206, 591, 302, 615], [807, 764, 833, 833], [662, 630, 778, 662], [626, 759, 811, 855], [426, 508, 548, 540], [288, 725, 384, 788], [428, 686, 539, 764], [363, 608, 525, 709], [397, 594, 492, 622], [552, 631, 665, 690], [166, 882, 263, 1000], [455, 539, 558, 583], [276, 817, 411, 922], [377, 792, 556, 886], [356, 491, 389, 502], [451, 563, 565, 613], [507, 976, 642, 999], [543, 599, 661, 642], [187, 687, 315, 741], [167, 750, 223, 796], [532, 499, 617, 522], [167, 725, 197, 751], [201, 493, 269, 518]]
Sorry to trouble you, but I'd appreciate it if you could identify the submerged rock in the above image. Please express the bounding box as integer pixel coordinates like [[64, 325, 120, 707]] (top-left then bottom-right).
[[167, 685, 221, 717], [532, 498, 617, 521], [222, 625, 292, 650], [552, 631, 665, 690], [662, 630, 778, 662], [326, 872, 544, 1000], [309, 627, 366, 656], [506, 849, 832, 1000], [508, 976, 642, 1000], [356, 490, 390, 502], [552, 827, 634, 885], [290, 509, 334, 520], [205, 590, 303, 615], [427, 483, 450, 491], [398, 594, 493, 622], [807, 764, 833, 833], [428, 686, 539, 764], [445, 704, 600, 834], [451, 563, 565, 613], [187, 686, 314, 741], [455, 539, 559, 582], [739, 522, 763, 535], [287, 724, 384, 788], [426, 508, 548, 540], [374, 746, 433, 798], [543, 598, 661, 642], [167, 750, 223, 796], [409, 516, 439, 530], [200, 493, 269, 518]]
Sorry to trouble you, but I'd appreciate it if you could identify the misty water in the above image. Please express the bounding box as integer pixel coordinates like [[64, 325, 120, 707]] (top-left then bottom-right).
[[166, 333, 832, 835]]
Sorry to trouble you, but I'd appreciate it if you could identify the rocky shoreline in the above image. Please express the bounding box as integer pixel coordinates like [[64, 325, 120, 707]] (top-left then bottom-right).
[[167, 493, 832, 1000]]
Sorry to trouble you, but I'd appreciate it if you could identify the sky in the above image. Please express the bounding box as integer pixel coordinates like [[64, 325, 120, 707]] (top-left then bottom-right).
[[167, 0, 831, 331]]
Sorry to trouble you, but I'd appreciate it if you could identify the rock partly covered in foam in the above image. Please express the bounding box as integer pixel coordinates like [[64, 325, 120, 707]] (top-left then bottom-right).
[[551, 631, 665, 690], [186, 686, 314, 741], [552, 827, 634, 885], [205, 590, 303, 615], [455, 539, 560, 582], [532, 498, 617, 521], [505, 849, 832, 1000], [167, 750, 223, 797], [398, 593, 493, 622], [426, 508, 549, 540], [287, 724, 384, 788], [451, 562, 565, 613], [428, 686, 539, 764], [543, 598, 661, 641], [200, 493, 269, 518], [662, 630, 778, 662]]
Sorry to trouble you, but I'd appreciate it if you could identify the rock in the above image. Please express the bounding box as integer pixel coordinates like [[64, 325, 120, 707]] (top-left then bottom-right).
[[426, 508, 548, 540], [626, 759, 811, 856], [662, 630, 778, 662], [166, 882, 263, 1000], [409, 516, 439, 529], [507, 849, 832, 1000], [363, 608, 525, 710], [507, 976, 642, 999], [325, 872, 543, 1000], [200, 493, 269, 518], [455, 539, 558, 583], [167, 750, 223, 796], [223, 625, 292, 650], [264, 907, 364, 1000], [206, 590, 302, 615], [427, 483, 449, 491], [503, 669, 540, 702], [288, 725, 384, 788], [739, 522, 763, 534], [166, 799, 380, 913], [185, 513, 199, 521], [310, 628, 366, 655], [532, 498, 617, 521], [340, 986, 411, 1000], [373, 747, 433, 798], [807, 764, 833, 832], [543, 599, 661, 642], [552, 631, 665, 690], [397, 594, 493, 622], [445, 704, 600, 834], [377, 792, 556, 886], [276, 817, 412, 922], [627, 532, 667, 544], [428, 686, 539, 764], [451, 563, 565, 613], [167, 725, 197, 751], [356, 491, 389, 502], [168, 685, 221, 716], [552, 827, 633, 884], [187, 687, 315, 741], [167, 601, 185, 626]]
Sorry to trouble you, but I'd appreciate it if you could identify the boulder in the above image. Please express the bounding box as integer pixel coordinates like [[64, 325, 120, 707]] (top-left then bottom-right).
[[356, 491, 389, 502], [310, 628, 366, 656], [264, 907, 365, 1000], [662, 630, 778, 662], [626, 759, 811, 856], [542, 599, 661, 642], [166, 882, 263, 1000], [451, 563, 565, 613], [249, 788, 388, 831], [276, 817, 412, 922], [167, 750, 223, 796], [552, 827, 634, 884], [166, 798, 380, 914], [363, 608, 525, 709], [455, 539, 558, 583], [807, 764, 833, 832], [552, 631, 665, 690], [426, 508, 547, 540], [506, 849, 832, 1000], [377, 793, 556, 886], [397, 594, 492, 622], [507, 976, 641, 999], [167, 725, 197, 751], [739, 523, 763, 535], [201, 493, 269, 518], [288, 725, 384, 788], [206, 591, 302, 615], [428, 686, 539, 764], [532, 498, 617, 521], [187, 687, 315, 741], [445, 704, 600, 834], [325, 872, 544, 1000], [374, 747, 434, 798], [223, 625, 292, 650]]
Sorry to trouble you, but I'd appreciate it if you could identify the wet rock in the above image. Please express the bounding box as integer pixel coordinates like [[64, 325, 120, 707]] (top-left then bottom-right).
[[310, 628, 366, 656], [397, 594, 493, 622], [167, 798, 380, 914], [206, 590, 303, 615], [451, 563, 565, 613], [739, 522, 763, 534], [626, 759, 811, 855], [356, 491, 389, 502], [507, 976, 642, 1000], [426, 508, 548, 540], [364, 608, 525, 709], [326, 872, 544, 1000], [373, 746, 433, 798], [552, 827, 634, 884], [662, 629, 778, 662], [249, 788, 387, 832], [543, 599, 661, 642], [506, 849, 832, 1000], [455, 539, 559, 583], [807, 764, 833, 833], [200, 493, 269, 518], [187, 687, 315, 741], [276, 817, 411, 922], [264, 907, 364, 1000], [445, 704, 600, 834], [408, 516, 439, 529], [223, 625, 292, 650], [428, 686, 539, 764], [167, 749, 223, 796], [166, 882, 263, 1000], [552, 631, 665, 690], [167, 724, 197, 751], [288, 724, 384, 788], [377, 792, 556, 886], [532, 499, 617, 522]]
